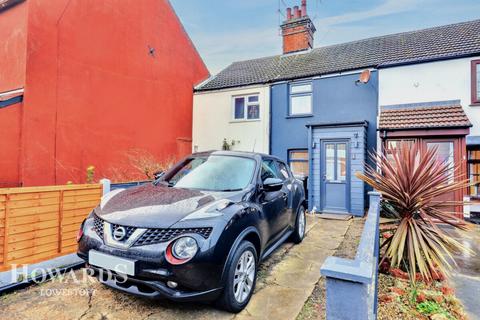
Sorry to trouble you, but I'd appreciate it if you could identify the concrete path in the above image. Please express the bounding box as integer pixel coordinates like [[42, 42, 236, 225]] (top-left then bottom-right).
[[0, 216, 351, 320], [448, 224, 480, 320], [236, 216, 350, 320]]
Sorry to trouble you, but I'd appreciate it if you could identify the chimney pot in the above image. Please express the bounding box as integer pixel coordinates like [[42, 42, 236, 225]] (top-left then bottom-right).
[[286, 7, 292, 20], [301, 0, 307, 16], [293, 6, 301, 18]]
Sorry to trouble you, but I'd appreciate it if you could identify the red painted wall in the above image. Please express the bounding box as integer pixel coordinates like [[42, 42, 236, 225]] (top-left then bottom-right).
[[3, 0, 209, 186], [0, 1, 27, 187], [0, 1, 27, 92]]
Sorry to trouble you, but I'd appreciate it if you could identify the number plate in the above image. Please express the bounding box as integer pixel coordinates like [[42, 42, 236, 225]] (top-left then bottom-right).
[[88, 250, 136, 276]]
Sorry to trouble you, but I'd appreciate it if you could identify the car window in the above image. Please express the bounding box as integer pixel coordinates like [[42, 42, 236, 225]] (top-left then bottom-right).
[[171, 155, 256, 191], [276, 161, 290, 181], [168, 158, 207, 185], [261, 159, 280, 182]]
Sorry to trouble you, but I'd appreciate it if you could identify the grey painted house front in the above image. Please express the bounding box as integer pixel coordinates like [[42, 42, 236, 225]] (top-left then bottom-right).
[[308, 122, 368, 215], [270, 72, 378, 216]]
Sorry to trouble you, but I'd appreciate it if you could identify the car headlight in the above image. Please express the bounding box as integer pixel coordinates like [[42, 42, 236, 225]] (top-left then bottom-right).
[[172, 237, 198, 260]]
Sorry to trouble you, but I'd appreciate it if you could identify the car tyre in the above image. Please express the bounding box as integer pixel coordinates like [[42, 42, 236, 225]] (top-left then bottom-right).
[[291, 205, 306, 244], [216, 241, 257, 313]]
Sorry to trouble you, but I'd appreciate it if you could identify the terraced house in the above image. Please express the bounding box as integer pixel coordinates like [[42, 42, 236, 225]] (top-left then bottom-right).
[[193, 0, 480, 217]]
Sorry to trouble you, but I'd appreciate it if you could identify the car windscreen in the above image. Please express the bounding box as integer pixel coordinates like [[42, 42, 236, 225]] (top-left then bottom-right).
[[169, 155, 256, 192]]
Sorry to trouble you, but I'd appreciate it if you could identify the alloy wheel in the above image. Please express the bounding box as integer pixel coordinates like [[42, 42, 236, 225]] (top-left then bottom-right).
[[233, 250, 255, 303], [298, 208, 305, 238]]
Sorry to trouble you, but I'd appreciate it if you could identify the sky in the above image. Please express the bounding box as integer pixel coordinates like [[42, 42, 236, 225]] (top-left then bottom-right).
[[170, 0, 480, 75]]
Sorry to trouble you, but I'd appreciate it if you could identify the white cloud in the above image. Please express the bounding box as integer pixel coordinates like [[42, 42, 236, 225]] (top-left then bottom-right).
[[316, 0, 426, 27], [192, 27, 282, 74]]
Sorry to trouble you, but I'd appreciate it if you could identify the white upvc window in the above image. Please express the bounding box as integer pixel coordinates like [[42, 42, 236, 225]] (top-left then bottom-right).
[[289, 82, 312, 115], [232, 94, 260, 121]]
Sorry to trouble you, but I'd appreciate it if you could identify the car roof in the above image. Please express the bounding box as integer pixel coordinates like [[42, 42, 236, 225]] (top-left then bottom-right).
[[189, 150, 285, 162]]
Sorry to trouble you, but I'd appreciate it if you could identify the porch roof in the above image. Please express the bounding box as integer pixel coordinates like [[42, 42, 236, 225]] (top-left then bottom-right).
[[379, 102, 472, 131]]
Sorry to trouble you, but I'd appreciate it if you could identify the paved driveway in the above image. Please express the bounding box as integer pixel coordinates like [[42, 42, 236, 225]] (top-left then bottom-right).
[[1, 216, 351, 320], [448, 224, 480, 320]]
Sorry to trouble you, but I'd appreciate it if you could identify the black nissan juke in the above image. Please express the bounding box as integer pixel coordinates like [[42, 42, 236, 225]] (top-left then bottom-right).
[[77, 151, 306, 312]]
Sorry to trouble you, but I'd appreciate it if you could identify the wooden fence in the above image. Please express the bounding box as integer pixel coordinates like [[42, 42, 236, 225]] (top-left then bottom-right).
[[0, 184, 102, 271]]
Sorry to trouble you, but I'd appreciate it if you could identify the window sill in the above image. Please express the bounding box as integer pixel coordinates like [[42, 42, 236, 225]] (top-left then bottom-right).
[[286, 114, 314, 119], [229, 119, 261, 124], [469, 103, 480, 107]]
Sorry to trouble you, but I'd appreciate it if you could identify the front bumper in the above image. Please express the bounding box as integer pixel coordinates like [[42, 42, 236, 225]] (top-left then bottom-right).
[[77, 217, 228, 301], [86, 264, 222, 301]]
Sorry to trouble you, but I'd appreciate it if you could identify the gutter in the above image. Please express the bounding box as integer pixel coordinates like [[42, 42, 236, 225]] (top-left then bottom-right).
[[0, 88, 24, 108], [378, 51, 480, 69], [0, 95, 23, 108], [0, 88, 24, 97], [0, 0, 25, 13], [305, 120, 369, 129]]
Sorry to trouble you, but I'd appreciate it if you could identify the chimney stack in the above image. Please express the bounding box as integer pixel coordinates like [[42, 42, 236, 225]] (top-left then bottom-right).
[[280, 0, 316, 54]]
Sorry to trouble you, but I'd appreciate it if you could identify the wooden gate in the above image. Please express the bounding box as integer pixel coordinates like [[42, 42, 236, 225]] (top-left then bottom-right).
[[0, 184, 102, 271]]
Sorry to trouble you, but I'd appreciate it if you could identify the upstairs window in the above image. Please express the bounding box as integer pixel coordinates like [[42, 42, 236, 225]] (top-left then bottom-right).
[[289, 82, 312, 115], [233, 95, 260, 120], [472, 60, 480, 105]]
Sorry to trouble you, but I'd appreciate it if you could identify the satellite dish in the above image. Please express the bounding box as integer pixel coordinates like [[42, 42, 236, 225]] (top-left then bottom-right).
[[358, 69, 371, 84]]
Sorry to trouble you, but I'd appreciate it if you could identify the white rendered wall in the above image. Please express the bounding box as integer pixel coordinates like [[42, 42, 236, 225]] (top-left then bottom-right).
[[193, 85, 270, 153], [379, 56, 480, 137]]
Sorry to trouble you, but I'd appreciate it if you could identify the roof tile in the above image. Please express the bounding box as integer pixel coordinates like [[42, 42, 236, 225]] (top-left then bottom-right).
[[378, 104, 472, 130], [197, 19, 480, 91]]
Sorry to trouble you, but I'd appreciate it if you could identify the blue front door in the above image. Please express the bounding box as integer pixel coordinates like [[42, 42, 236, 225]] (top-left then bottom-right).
[[320, 140, 350, 213]]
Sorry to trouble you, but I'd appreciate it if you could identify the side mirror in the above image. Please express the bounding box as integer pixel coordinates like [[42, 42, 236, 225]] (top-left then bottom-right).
[[263, 178, 283, 192], [153, 171, 164, 180]]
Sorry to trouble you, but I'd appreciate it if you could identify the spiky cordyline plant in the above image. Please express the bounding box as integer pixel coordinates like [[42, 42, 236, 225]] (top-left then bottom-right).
[[356, 142, 474, 283]]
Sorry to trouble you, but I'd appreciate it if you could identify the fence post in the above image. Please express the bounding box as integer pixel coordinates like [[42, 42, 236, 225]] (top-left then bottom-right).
[[100, 179, 111, 196], [58, 190, 64, 253], [3, 195, 9, 268], [320, 191, 381, 320]]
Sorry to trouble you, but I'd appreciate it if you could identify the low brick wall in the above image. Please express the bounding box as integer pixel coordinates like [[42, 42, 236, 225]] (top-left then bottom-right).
[[320, 192, 381, 320]]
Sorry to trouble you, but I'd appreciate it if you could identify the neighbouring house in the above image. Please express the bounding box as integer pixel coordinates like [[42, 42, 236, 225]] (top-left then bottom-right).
[[0, 0, 209, 187], [378, 42, 480, 218], [194, 0, 480, 217], [193, 84, 270, 153]]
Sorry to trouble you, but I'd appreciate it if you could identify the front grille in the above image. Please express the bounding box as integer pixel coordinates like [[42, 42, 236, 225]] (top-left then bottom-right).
[[94, 215, 213, 246], [93, 215, 104, 239], [134, 227, 213, 246]]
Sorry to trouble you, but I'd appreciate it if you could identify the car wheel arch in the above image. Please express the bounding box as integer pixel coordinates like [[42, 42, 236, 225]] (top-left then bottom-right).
[[220, 226, 261, 283]]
